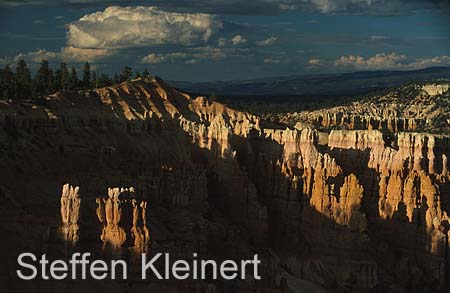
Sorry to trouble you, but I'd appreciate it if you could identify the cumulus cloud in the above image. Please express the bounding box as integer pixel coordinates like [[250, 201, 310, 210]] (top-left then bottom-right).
[[333, 53, 407, 69], [192, 46, 232, 59], [231, 35, 247, 46], [141, 52, 189, 64], [60, 46, 112, 62], [141, 53, 165, 64], [7, 46, 112, 65], [185, 59, 198, 64], [308, 58, 322, 65], [4, 6, 234, 66], [309, 53, 450, 71], [217, 37, 227, 47], [264, 58, 281, 64], [13, 49, 58, 63], [256, 36, 277, 46], [141, 46, 248, 64], [67, 6, 223, 49], [216, 36, 249, 47], [403, 56, 450, 69]]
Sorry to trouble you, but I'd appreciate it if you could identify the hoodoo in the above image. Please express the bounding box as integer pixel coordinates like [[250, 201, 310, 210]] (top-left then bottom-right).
[[1, 77, 450, 292]]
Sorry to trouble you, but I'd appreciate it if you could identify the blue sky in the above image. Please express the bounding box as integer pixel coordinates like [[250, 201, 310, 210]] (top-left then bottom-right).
[[0, 0, 449, 81]]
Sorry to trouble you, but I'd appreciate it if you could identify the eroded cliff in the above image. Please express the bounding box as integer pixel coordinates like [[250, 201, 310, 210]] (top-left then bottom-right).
[[1, 77, 449, 292], [275, 82, 450, 134]]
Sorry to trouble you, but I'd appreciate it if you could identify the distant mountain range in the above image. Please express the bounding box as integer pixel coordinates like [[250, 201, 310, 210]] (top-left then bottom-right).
[[170, 67, 450, 98]]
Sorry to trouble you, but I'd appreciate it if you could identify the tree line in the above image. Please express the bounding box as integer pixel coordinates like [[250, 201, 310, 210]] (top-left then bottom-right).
[[0, 59, 151, 101]]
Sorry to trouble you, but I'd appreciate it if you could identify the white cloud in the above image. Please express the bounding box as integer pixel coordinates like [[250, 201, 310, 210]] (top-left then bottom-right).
[[370, 35, 390, 41], [141, 46, 248, 64], [141, 53, 164, 64], [67, 6, 223, 49], [216, 36, 249, 47], [308, 58, 322, 65], [231, 35, 247, 46], [407, 56, 450, 69], [310, 53, 450, 71], [185, 59, 198, 64], [217, 37, 227, 47], [60, 46, 112, 62], [8, 46, 112, 64], [310, 0, 338, 13], [192, 46, 234, 60], [256, 36, 277, 46], [141, 52, 189, 64], [264, 58, 281, 64], [14, 49, 58, 63], [334, 53, 408, 69]]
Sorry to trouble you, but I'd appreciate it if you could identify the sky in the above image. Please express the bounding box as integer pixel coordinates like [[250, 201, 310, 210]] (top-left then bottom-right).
[[0, 0, 449, 82]]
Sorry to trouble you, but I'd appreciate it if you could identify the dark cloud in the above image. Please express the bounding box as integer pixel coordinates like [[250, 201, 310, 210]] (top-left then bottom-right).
[[1, 0, 448, 15]]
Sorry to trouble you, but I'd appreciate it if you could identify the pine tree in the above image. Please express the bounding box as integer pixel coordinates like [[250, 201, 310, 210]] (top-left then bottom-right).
[[119, 66, 133, 82], [60, 63, 70, 91], [35, 60, 51, 97], [82, 62, 91, 89], [69, 67, 78, 90], [48, 69, 55, 93], [142, 68, 149, 78], [0, 65, 15, 100], [135, 72, 142, 79], [15, 59, 32, 99], [113, 73, 120, 84], [54, 69, 62, 92], [91, 71, 97, 89], [30, 79, 38, 100], [209, 91, 217, 102], [98, 73, 112, 87]]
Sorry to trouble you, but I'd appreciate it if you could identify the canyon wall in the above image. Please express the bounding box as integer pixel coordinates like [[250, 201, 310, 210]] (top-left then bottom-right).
[[0, 78, 449, 292], [276, 83, 450, 134]]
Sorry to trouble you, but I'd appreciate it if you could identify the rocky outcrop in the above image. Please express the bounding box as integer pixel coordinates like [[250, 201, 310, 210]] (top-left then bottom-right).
[[96, 187, 150, 255], [300, 112, 424, 132], [249, 126, 450, 289], [328, 129, 385, 150], [2, 78, 450, 292], [333, 174, 366, 231], [320, 129, 450, 286], [276, 83, 450, 134], [422, 83, 450, 96], [59, 183, 81, 245]]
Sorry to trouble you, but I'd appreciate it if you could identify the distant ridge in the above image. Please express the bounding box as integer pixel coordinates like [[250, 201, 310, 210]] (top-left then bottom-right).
[[170, 66, 450, 98]]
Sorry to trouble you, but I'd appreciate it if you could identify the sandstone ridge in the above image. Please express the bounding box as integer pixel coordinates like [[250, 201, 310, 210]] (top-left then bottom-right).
[[1, 78, 450, 292]]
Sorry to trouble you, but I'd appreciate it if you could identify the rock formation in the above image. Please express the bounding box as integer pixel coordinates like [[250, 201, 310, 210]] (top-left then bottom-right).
[[1, 77, 450, 292], [59, 183, 81, 245], [96, 187, 150, 255], [422, 83, 450, 96], [275, 82, 450, 134]]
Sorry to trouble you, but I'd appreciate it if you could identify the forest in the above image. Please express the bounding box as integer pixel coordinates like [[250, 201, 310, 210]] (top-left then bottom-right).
[[0, 59, 150, 101]]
